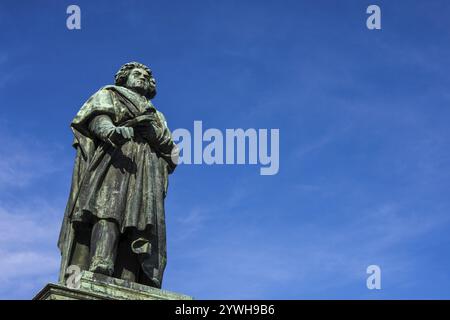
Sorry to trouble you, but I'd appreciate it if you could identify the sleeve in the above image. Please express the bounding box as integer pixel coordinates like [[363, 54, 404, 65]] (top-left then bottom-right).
[[71, 88, 118, 139], [88, 114, 116, 142], [155, 111, 178, 174]]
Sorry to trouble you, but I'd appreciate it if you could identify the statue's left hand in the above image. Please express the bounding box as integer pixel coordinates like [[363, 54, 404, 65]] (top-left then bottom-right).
[[134, 123, 162, 144]]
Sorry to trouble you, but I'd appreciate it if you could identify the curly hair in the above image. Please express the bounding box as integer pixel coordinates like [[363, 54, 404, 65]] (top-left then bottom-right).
[[115, 62, 156, 99]]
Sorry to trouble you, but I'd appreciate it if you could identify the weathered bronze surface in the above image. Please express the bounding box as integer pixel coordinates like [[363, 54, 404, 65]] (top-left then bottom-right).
[[58, 62, 178, 288]]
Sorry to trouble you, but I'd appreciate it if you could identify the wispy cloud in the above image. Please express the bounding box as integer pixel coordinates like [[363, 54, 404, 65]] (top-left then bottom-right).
[[172, 206, 210, 241], [0, 52, 27, 89], [169, 179, 255, 242], [0, 131, 66, 299], [166, 201, 449, 299], [0, 201, 61, 299], [0, 131, 66, 189]]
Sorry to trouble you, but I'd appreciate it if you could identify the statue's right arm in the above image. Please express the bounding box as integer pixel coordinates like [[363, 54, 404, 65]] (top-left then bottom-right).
[[88, 115, 134, 146]]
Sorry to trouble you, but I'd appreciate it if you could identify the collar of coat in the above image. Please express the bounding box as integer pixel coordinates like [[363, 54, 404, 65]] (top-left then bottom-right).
[[102, 85, 157, 114]]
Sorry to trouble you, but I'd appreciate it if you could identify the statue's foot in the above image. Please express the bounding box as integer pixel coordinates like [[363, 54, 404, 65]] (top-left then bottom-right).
[[149, 278, 161, 288], [141, 276, 161, 288], [89, 256, 114, 276]]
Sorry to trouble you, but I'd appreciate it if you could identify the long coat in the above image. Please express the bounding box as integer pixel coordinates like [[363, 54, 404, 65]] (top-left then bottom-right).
[[57, 85, 177, 285]]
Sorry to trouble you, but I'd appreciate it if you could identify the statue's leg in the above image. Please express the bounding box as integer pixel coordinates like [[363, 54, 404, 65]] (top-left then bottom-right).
[[89, 219, 119, 276], [137, 252, 161, 288], [69, 222, 91, 271], [113, 232, 140, 282], [130, 227, 162, 288]]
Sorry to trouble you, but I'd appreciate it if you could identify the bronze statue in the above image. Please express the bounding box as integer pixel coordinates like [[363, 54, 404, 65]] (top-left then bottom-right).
[[58, 62, 177, 288]]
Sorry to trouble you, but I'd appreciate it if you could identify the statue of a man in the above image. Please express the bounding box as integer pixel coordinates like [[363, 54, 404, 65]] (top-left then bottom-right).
[[57, 62, 177, 288]]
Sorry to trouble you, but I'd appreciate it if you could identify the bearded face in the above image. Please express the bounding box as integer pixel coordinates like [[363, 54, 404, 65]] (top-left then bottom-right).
[[125, 67, 156, 97]]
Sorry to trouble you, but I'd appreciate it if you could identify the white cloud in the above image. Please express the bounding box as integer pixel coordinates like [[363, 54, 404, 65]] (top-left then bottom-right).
[[0, 126, 68, 190], [0, 199, 62, 299], [0, 249, 59, 300], [0, 129, 66, 299], [166, 201, 449, 299], [0, 204, 61, 246], [0, 250, 59, 283]]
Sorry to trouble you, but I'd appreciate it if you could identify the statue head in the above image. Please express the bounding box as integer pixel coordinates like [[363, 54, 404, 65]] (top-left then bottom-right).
[[115, 62, 157, 99]]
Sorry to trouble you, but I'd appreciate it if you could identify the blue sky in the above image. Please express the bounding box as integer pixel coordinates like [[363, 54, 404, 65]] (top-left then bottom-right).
[[1, 0, 450, 299]]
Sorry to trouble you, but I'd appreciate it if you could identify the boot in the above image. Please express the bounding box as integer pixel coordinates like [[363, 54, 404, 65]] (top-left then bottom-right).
[[89, 219, 119, 276]]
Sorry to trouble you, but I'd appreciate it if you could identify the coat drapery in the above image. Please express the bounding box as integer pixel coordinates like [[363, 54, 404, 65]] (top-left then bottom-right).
[[57, 85, 177, 285]]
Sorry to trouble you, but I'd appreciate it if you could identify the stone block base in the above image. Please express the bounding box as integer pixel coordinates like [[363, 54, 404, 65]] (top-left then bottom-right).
[[34, 271, 193, 300]]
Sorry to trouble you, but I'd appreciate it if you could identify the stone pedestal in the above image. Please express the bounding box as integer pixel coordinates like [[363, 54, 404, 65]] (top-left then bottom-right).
[[34, 271, 193, 300]]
